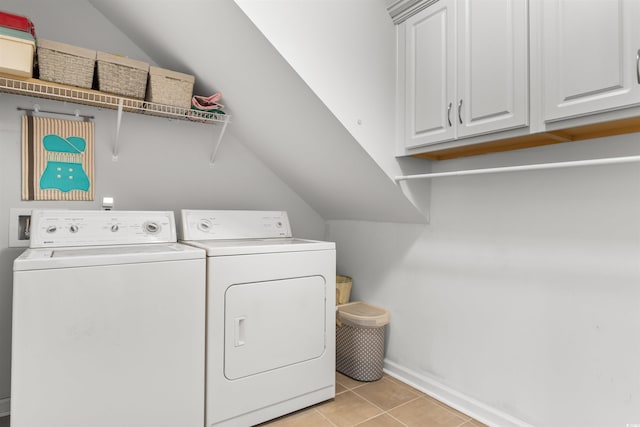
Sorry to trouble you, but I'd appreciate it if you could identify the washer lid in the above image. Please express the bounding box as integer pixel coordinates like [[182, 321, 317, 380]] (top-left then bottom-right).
[[181, 238, 335, 256], [13, 243, 205, 271]]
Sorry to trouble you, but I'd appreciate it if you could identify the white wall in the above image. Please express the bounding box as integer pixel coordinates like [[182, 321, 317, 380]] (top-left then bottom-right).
[[235, 0, 399, 173], [88, 0, 426, 223], [235, 0, 431, 213], [236, 0, 640, 425], [0, 1, 325, 403], [328, 135, 640, 427], [5, 0, 155, 64]]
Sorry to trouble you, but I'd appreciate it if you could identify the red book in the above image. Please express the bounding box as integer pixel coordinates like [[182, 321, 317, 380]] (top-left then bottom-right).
[[0, 10, 35, 37]]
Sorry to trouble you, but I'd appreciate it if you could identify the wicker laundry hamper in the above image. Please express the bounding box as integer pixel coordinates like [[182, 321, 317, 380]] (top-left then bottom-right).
[[336, 302, 390, 382], [336, 275, 352, 305]]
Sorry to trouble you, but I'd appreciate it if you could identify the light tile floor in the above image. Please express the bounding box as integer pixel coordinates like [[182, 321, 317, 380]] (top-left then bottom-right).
[[261, 372, 488, 427], [0, 373, 488, 427]]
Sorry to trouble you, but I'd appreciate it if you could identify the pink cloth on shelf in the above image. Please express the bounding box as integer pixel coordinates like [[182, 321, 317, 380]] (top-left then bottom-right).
[[192, 93, 224, 110]]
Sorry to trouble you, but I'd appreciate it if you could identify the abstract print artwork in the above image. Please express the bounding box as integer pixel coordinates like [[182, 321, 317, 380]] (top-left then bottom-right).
[[22, 116, 94, 201]]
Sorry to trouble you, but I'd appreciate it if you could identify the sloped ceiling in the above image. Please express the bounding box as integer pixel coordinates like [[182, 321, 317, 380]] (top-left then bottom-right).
[[88, 0, 425, 223]]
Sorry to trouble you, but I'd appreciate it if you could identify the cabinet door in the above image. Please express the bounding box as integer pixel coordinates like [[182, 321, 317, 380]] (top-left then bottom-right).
[[403, 0, 455, 149], [456, 0, 528, 138], [542, 0, 640, 122]]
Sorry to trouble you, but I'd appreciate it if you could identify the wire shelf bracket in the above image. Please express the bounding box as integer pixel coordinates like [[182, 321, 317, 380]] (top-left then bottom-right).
[[210, 116, 230, 165], [113, 98, 124, 161]]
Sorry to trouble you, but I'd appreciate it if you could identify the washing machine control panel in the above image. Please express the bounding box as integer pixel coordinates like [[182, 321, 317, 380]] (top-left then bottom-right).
[[180, 210, 292, 240], [29, 210, 177, 248]]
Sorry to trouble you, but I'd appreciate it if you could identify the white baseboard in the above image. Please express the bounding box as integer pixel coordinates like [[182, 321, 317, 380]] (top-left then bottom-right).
[[0, 397, 9, 417], [383, 360, 533, 427]]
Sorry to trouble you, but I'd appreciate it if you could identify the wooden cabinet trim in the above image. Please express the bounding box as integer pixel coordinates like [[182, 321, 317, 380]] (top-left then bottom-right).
[[411, 116, 640, 160]]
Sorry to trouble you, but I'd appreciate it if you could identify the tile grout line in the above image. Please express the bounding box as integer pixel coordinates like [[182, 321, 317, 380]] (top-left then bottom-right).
[[336, 387, 349, 396], [381, 372, 476, 422], [336, 376, 367, 391], [350, 387, 391, 412], [426, 395, 472, 423], [383, 411, 411, 427], [351, 407, 409, 427], [377, 394, 423, 412], [350, 387, 420, 426], [345, 388, 391, 425], [336, 377, 408, 426], [336, 375, 479, 426], [312, 407, 339, 427]]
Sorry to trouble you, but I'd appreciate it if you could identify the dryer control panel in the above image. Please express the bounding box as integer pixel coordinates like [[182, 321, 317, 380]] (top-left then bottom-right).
[[29, 210, 177, 248], [180, 210, 292, 240]]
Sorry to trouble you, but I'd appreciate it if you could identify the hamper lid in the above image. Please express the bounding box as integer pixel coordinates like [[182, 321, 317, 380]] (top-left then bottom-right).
[[337, 301, 390, 328], [37, 38, 96, 60]]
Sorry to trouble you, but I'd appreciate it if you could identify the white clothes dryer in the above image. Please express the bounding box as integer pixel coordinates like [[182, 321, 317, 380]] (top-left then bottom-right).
[[11, 210, 206, 427], [180, 210, 336, 427]]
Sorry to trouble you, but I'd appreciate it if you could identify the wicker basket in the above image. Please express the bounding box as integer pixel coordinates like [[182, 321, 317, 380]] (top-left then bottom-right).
[[37, 39, 95, 89], [96, 51, 149, 99], [146, 66, 194, 109], [336, 275, 352, 305]]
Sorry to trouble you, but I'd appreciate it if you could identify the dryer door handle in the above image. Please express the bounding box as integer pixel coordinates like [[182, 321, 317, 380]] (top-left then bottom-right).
[[234, 316, 246, 347]]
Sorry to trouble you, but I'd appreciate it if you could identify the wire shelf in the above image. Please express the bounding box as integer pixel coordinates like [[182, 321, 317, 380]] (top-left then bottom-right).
[[0, 73, 230, 163], [0, 74, 228, 124]]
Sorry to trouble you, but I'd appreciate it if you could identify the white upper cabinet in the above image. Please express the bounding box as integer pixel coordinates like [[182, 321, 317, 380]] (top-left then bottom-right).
[[456, 0, 528, 138], [399, 0, 528, 150], [403, 0, 456, 148], [542, 0, 640, 122]]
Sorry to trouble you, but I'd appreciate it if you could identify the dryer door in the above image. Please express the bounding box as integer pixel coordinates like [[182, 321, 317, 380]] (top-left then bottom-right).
[[224, 275, 325, 379], [206, 249, 336, 427]]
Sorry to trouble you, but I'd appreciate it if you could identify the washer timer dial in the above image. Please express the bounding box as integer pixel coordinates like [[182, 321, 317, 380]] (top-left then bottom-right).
[[144, 221, 161, 234]]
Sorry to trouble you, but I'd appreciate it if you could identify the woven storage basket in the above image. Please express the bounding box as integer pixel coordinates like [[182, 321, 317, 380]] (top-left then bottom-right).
[[37, 39, 95, 89], [336, 275, 352, 305], [96, 51, 149, 99], [146, 66, 194, 109], [336, 302, 390, 382]]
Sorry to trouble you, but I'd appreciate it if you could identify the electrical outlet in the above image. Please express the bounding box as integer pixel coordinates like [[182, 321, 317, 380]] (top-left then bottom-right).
[[9, 208, 32, 248]]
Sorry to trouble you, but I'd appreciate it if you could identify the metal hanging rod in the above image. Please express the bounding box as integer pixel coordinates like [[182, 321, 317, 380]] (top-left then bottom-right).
[[17, 105, 94, 120], [394, 155, 640, 181]]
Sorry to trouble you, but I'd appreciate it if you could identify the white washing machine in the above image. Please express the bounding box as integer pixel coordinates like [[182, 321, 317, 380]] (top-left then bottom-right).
[[180, 210, 336, 427], [11, 210, 206, 427]]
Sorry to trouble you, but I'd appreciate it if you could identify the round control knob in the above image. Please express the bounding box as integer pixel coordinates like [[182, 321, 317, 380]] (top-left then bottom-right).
[[144, 222, 160, 234], [111, 224, 119, 232], [46, 225, 57, 233], [198, 219, 212, 231], [69, 225, 79, 233]]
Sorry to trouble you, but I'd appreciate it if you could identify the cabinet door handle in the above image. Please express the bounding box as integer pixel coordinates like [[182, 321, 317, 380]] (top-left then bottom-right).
[[458, 99, 463, 124], [447, 102, 452, 126], [637, 49, 640, 84]]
